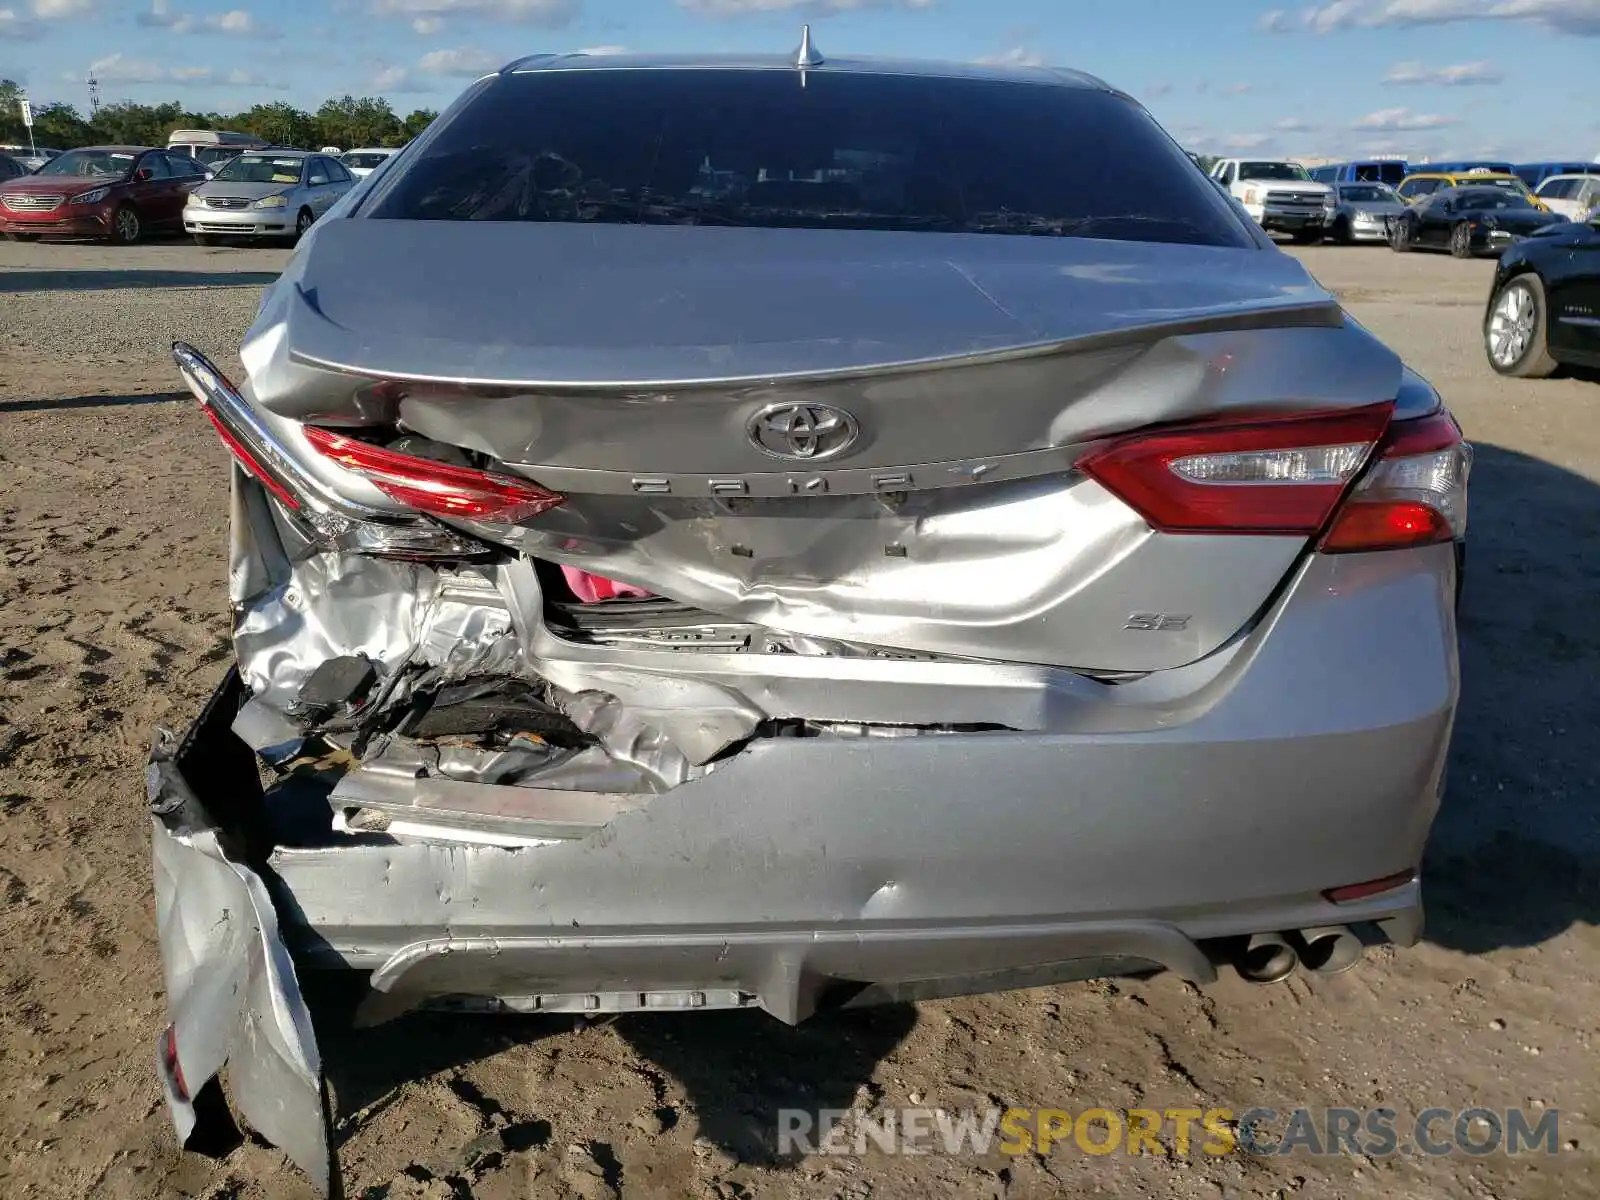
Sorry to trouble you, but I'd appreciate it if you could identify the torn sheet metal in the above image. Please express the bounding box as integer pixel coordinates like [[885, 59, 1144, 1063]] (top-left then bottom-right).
[[148, 713, 330, 1195]]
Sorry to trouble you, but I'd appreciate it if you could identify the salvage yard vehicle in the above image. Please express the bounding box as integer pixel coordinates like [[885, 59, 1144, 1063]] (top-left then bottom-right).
[[183, 149, 354, 243], [1484, 208, 1600, 377], [166, 128, 269, 171], [1533, 173, 1600, 222], [1389, 185, 1568, 258], [1207, 157, 1333, 242], [156, 40, 1470, 1193], [339, 146, 399, 177], [0, 146, 206, 243], [1325, 180, 1406, 244], [1396, 169, 1550, 212]]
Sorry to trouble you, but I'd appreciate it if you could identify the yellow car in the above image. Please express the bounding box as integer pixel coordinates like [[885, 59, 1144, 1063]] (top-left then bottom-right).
[[1395, 171, 1550, 211]]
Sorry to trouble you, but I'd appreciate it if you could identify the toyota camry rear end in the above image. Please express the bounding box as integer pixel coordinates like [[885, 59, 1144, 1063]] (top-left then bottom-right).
[[149, 50, 1467, 1191]]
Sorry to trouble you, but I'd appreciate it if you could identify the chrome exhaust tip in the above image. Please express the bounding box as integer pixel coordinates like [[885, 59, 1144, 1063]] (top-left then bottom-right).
[[1234, 932, 1298, 984], [1293, 925, 1364, 975]]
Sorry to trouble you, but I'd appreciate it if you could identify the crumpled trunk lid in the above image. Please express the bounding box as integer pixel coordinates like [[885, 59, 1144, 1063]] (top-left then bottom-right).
[[234, 221, 1405, 673]]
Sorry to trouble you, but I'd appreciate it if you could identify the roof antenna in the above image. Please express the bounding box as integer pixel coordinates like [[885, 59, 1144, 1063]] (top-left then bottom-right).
[[795, 23, 824, 69]]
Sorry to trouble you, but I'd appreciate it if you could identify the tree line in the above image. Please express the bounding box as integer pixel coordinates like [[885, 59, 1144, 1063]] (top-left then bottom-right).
[[0, 82, 436, 152]]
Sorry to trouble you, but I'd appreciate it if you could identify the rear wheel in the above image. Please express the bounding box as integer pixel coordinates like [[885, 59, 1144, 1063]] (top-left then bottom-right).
[[1485, 274, 1560, 378], [111, 205, 141, 245], [1389, 219, 1412, 252], [1449, 222, 1475, 259]]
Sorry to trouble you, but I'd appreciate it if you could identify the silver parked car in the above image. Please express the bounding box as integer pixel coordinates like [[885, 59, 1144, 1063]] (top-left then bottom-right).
[[183, 149, 354, 243], [157, 43, 1468, 1194], [1325, 180, 1408, 243]]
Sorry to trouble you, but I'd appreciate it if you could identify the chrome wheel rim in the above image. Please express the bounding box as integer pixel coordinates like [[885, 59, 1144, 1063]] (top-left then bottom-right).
[[1488, 284, 1535, 367], [117, 209, 138, 241], [297, 211, 312, 233]]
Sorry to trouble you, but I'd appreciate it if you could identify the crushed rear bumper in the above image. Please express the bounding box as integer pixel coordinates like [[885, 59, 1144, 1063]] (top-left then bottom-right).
[[149, 545, 1453, 1193]]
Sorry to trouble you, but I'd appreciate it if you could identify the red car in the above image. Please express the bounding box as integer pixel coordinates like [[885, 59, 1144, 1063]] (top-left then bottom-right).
[[0, 145, 208, 244]]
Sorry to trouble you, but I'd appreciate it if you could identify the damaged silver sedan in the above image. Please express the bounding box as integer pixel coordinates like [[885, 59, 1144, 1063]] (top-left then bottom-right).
[[151, 45, 1469, 1192]]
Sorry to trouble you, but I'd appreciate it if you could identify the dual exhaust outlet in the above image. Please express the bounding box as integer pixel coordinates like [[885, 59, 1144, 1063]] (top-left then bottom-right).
[[1233, 926, 1363, 983]]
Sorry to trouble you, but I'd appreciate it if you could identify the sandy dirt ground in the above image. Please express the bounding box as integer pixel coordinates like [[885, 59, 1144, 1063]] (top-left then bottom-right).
[[0, 238, 1597, 1200]]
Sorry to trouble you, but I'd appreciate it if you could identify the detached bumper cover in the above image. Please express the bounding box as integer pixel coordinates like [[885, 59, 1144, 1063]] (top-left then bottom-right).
[[149, 681, 330, 1195]]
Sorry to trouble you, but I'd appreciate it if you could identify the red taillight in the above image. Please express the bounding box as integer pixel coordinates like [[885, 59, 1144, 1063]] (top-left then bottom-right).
[[1324, 869, 1416, 904], [1079, 403, 1394, 534], [200, 406, 301, 511], [302, 427, 565, 523], [1319, 411, 1469, 553]]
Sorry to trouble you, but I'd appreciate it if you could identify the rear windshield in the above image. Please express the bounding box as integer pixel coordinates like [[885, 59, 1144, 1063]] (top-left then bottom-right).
[[368, 69, 1254, 247]]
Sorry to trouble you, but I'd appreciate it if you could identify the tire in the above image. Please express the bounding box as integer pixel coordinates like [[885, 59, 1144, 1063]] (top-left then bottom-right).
[[110, 204, 141, 245], [1389, 219, 1412, 252], [1484, 273, 1560, 378], [1449, 221, 1475, 259], [1291, 227, 1321, 245], [293, 208, 314, 241], [1331, 217, 1352, 245]]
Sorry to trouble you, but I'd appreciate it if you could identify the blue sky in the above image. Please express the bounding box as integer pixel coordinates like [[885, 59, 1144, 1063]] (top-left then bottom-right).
[[2, 0, 1597, 161]]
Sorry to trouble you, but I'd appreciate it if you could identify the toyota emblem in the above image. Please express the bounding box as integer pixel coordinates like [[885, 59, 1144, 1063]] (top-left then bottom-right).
[[746, 402, 861, 462]]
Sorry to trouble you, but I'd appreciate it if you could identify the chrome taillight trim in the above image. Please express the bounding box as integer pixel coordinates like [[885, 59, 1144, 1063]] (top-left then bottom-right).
[[172, 341, 488, 558]]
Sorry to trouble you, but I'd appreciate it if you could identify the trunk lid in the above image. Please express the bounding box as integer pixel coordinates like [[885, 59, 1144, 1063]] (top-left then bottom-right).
[[279, 219, 1337, 388], [241, 220, 1405, 674]]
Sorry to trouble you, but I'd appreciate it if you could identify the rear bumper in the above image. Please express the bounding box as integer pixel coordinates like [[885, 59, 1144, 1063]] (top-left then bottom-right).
[[150, 541, 1457, 1189]]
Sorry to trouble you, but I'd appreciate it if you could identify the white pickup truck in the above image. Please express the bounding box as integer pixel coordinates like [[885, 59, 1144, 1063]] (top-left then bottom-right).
[[1208, 158, 1334, 243]]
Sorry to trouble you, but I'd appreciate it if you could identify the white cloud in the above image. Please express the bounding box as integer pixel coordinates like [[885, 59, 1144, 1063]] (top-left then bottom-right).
[[368, 0, 577, 25], [411, 15, 441, 30], [369, 63, 431, 91], [1258, 7, 1296, 29], [1222, 81, 1254, 94], [1383, 59, 1504, 84], [1276, 117, 1314, 131], [576, 43, 628, 53], [417, 46, 500, 74], [79, 51, 282, 87], [0, 7, 44, 37], [678, 0, 934, 15], [135, 1, 276, 37], [1300, 0, 1600, 35], [30, 0, 94, 17], [1353, 105, 1461, 130], [1222, 132, 1272, 150], [976, 46, 1046, 67], [1145, 81, 1173, 97]]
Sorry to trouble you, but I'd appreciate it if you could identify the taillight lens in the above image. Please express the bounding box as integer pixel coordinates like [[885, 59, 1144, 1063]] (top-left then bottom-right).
[[198, 406, 302, 511], [1079, 403, 1393, 534], [302, 427, 565, 523], [1320, 410, 1469, 552]]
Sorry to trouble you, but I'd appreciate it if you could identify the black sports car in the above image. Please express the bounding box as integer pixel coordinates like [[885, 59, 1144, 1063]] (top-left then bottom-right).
[[1484, 214, 1600, 377], [1389, 185, 1568, 259]]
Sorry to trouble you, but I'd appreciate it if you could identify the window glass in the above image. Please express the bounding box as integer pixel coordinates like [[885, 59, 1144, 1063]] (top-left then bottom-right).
[[368, 69, 1254, 247]]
